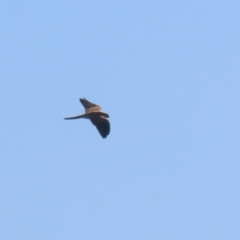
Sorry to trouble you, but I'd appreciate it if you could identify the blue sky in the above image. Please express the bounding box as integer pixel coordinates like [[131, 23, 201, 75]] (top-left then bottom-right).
[[1, 1, 240, 239]]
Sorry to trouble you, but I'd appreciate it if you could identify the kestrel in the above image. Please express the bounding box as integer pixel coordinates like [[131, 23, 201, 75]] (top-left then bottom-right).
[[64, 98, 110, 138]]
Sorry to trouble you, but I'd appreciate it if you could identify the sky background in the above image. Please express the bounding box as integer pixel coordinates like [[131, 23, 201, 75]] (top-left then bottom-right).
[[1, 1, 240, 239]]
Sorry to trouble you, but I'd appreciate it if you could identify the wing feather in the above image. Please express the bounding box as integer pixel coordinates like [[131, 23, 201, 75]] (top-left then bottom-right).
[[90, 115, 110, 138], [80, 98, 101, 109]]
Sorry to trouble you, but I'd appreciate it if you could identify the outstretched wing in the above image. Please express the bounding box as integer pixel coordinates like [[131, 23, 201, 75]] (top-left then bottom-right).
[[80, 98, 102, 114], [90, 115, 110, 138]]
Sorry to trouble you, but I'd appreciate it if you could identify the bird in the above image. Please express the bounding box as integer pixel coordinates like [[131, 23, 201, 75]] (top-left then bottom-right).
[[64, 98, 110, 138]]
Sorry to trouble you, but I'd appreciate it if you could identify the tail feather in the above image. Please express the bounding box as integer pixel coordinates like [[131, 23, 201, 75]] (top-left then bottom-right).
[[64, 114, 86, 120]]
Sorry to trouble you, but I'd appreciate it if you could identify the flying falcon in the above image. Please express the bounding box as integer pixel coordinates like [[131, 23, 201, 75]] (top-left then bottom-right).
[[64, 98, 110, 138]]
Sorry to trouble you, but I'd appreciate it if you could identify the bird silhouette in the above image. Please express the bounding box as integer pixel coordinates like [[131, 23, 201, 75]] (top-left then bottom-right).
[[64, 98, 110, 138]]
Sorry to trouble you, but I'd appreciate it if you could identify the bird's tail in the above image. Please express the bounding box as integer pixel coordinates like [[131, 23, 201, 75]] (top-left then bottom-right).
[[64, 114, 88, 120]]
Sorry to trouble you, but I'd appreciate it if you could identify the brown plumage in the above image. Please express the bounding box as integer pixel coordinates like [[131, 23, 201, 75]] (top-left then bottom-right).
[[64, 98, 110, 138]]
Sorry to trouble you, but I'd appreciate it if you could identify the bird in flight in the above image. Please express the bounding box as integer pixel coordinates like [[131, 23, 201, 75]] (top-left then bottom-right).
[[64, 98, 110, 138]]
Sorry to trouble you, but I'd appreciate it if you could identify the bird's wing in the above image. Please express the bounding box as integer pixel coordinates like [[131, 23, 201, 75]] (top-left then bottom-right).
[[80, 98, 102, 113], [90, 115, 110, 138]]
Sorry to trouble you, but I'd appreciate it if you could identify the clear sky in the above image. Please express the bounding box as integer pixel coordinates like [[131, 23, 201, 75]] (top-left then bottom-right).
[[1, 1, 240, 239]]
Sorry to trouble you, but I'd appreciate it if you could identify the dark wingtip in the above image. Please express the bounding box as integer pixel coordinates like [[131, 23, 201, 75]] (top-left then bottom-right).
[[79, 98, 84, 104], [79, 97, 88, 103]]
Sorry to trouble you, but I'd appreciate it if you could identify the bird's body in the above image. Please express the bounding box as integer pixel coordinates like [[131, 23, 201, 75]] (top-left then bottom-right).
[[64, 98, 110, 138]]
